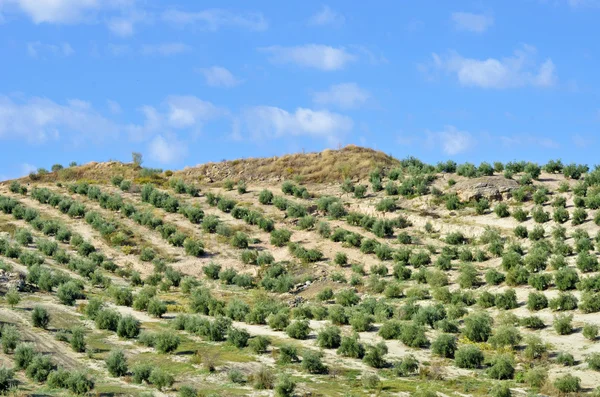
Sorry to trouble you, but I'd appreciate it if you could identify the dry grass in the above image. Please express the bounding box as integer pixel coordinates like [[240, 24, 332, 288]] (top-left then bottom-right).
[[177, 144, 400, 184]]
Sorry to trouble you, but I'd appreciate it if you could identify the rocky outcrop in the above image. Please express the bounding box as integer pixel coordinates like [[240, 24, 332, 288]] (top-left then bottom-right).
[[450, 176, 519, 202], [0, 269, 26, 292]]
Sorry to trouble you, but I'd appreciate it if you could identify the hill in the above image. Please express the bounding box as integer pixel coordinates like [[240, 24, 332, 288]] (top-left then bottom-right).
[[0, 148, 599, 396]]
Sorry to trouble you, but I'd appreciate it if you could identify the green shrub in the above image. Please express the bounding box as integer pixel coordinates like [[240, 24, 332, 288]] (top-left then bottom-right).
[[393, 354, 419, 376], [14, 343, 36, 370], [337, 334, 365, 358], [270, 229, 292, 247], [553, 313, 574, 335], [26, 355, 53, 382], [259, 189, 273, 204], [454, 345, 483, 369], [489, 325, 521, 349], [583, 323, 599, 340], [248, 335, 270, 354], [487, 354, 515, 380], [490, 383, 512, 397], [31, 306, 50, 329], [228, 327, 250, 348], [587, 352, 600, 370], [553, 374, 581, 394], [154, 331, 180, 354], [363, 342, 388, 368], [527, 292, 548, 311], [117, 315, 140, 339], [431, 333, 456, 358], [149, 367, 174, 391], [274, 374, 296, 397], [463, 312, 492, 342], [106, 350, 128, 377], [556, 351, 575, 366], [286, 320, 310, 340], [512, 208, 528, 222], [71, 326, 86, 352], [524, 366, 547, 388], [573, 208, 587, 225], [554, 267, 579, 291], [302, 350, 327, 374], [494, 203, 510, 218], [549, 292, 578, 311], [131, 363, 152, 384], [316, 325, 341, 349]]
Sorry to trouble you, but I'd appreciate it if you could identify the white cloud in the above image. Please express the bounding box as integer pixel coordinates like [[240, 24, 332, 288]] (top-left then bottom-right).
[[312, 83, 369, 109], [431, 45, 557, 89], [162, 8, 267, 31], [7, 0, 100, 24], [107, 100, 121, 114], [0, 95, 118, 143], [165, 95, 225, 129], [260, 44, 356, 71], [243, 106, 353, 142], [140, 43, 191, 56], [427, 126, 474, 155], [451, 12, 493, 33], [309, 6, 345, 27], [107, 9, 148, 37], [27, 41, 74, 58], [198, 66, 240, 87], [148, 134, 187, 164]]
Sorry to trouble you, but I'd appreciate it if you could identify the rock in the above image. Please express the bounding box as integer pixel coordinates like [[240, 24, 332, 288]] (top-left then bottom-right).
[[450, 176, 519, 202], [0, 270, 26, 291]]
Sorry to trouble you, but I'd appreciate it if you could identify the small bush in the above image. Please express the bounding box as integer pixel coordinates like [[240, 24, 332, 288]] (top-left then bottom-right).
[[487, 354, 515, 380], [494, 203, 510, 218], [431, 334, 456, 358], [553, 374, 581, 394], [149, 368, 174, 391], [553, 313, 574, 335], [106, 350, 128, 377], [31, 306, 50, 329], [286, 320, 310, 340], [583, 323, 599, 340], [454, 345, 483, 369]]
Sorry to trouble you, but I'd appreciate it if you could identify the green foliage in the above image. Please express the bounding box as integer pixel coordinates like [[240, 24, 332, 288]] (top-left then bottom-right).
[[487, 354, 515, 380], [316, 325, 341, 349], [553, 374, 581, 394], [117, 315, 140, 339], [494, 203, 510, 218], [26, 355, 54, 382], [14, 343, 36, 370], [583, 323, 599, 340], [455, 345, 484, 369], [431, 333, 456, 358], [553, 313, 574, 335], [106, 350, 128, 377], [149, 367, 174, 391], [270, 229, 292, 247], [286, 320, 310, 339], [463, 312, 493, 342], [302, 350, 327, 374], [31, 306, 50, 329], [71, 326, 86, 352], [363, 342, 388, 368]]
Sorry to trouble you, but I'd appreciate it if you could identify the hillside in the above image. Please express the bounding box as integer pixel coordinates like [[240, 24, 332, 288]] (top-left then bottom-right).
[[0, 149, 599, 396]]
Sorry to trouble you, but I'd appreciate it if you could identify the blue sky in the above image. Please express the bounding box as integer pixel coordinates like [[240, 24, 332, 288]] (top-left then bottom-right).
[[0, 0, 599, 179]]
